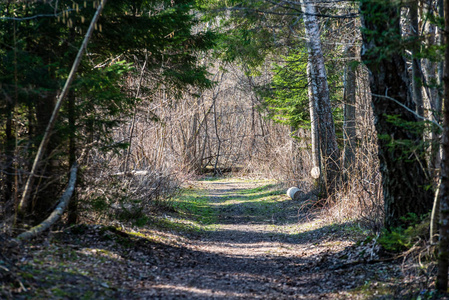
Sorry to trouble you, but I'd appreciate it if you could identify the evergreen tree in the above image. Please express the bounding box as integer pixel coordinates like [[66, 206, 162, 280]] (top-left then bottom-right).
[[359, 0, 434, 228], [0, 0, 215, 225]]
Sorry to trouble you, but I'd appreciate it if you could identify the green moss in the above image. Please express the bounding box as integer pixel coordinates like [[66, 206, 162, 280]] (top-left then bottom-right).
[[51, 287, 69, 297], [81, 291, 96, 300], [18, 272, 34, 279], [350, 281, 394, 298]]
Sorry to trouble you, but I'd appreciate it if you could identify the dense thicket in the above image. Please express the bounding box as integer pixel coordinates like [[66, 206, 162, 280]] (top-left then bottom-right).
[[0, 0, 215, 227]]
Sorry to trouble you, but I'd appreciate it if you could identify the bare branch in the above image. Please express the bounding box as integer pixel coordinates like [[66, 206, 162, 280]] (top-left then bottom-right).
[[371, 93, 443, 131], [17, 0, 107, 217], [16, 164, 78, 241], [0, 9, 75, 21]]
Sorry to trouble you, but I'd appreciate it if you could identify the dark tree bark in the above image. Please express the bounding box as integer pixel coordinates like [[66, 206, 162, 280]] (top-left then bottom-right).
[[410, 1, 424, 117], [33, 93, 61, 222], [343, 44, 357, 170], [360, 0, 433, 228], [437, 0, 449, 291], [67, 92, 78, 225], [17, 0, 107, 222], [3, 92, 14, 208]]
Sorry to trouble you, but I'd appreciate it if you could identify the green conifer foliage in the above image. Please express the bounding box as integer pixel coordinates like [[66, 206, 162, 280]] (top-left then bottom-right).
[[0, 0, 216, 224]]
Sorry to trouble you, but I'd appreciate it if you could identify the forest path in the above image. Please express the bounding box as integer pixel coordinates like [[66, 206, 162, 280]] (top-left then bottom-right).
[[2, 178, 402, 299], [132, 178, 395, 299]]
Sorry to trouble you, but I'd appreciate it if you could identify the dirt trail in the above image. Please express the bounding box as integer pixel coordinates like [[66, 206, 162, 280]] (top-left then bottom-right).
[[1, 178, 403, 299], [133, 179, 395, 299]]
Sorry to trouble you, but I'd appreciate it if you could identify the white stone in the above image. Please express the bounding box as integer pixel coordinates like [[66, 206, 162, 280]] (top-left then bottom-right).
[[311, 167, 320, 179]]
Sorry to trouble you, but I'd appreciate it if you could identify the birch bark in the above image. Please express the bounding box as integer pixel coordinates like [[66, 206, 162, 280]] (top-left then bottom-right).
[[301, 0, 339, 190], [307, 59, 320, 180]]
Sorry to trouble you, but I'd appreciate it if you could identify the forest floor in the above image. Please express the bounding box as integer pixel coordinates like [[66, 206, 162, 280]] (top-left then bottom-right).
[[0, 177, 438, 299]]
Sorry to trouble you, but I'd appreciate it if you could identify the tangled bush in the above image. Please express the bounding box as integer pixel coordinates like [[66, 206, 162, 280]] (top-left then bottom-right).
[[79, 165, 180, 226]]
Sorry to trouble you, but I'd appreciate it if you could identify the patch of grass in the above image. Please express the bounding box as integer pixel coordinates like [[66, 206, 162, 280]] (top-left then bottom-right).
[[151, 216, 206, 233], [51, 287, 69, 297], [235, 184, 277, 195], [134, 216, 150, 227], [81, 291, 96, 300], [350, 281, 394, 298], [198, 176, 229, 182], [142, 186, 219, 234], [218, 191, 285, 204], [150, 179, 288, 231], [172, 188, 217, 226], [126, 231, 148, 239]]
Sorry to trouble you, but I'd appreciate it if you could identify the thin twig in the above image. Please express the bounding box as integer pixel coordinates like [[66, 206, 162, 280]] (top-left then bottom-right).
[[370, 93, 443, 130], [0, 9, 75, 21]]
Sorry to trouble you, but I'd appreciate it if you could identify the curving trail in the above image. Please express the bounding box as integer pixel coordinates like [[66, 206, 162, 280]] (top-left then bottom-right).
[[4, 178, 402, 299], [131, 179, 395, 299]]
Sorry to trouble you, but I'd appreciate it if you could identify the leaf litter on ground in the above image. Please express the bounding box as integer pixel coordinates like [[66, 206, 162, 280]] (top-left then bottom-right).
[[0, 177, 437, 299]]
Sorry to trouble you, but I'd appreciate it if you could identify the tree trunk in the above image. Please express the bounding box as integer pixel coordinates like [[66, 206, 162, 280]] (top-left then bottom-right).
[[431, 0, 445, 176], [301, 0, 339, 192], [3, 88, 15, 210], [67, 92, 78, 225], [16, 164, 78, 241], [213, 97, 221, 176], [410, 1, 424, 117], [33, 93, 60, 222], [3, 20, 18, 211], [360, 0, 433, 228], [307, 59, 321, 183], [437, 0, 449, 291], [343, 44, 357, 171], [16, 0, 107, 222]]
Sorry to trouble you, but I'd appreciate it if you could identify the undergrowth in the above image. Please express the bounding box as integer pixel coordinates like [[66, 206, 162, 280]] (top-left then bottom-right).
[[378, 213, 430, 253]]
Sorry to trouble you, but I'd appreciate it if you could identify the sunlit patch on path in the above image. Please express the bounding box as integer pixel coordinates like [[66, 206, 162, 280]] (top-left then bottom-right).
[[133, 177, 395, 299], [5, 177, 401, 299]]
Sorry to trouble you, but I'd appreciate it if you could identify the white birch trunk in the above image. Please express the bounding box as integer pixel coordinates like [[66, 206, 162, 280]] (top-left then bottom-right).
[[307, 60, 320, 178], [301, 0, 339, 188]]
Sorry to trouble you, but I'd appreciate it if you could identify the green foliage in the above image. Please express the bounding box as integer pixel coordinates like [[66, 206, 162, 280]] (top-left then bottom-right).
[[261, 50, 310, 128], [69, 61, 136, 150], [0, 0, 216, 144], [260, 46, 344, 132], [359, 0, 405, 63], [198, 0, 299, 70], [377, 115, 437, 161], [360, 0, 444, 66], [378, 213, 430, 252], [0, 0, 216, 221]]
